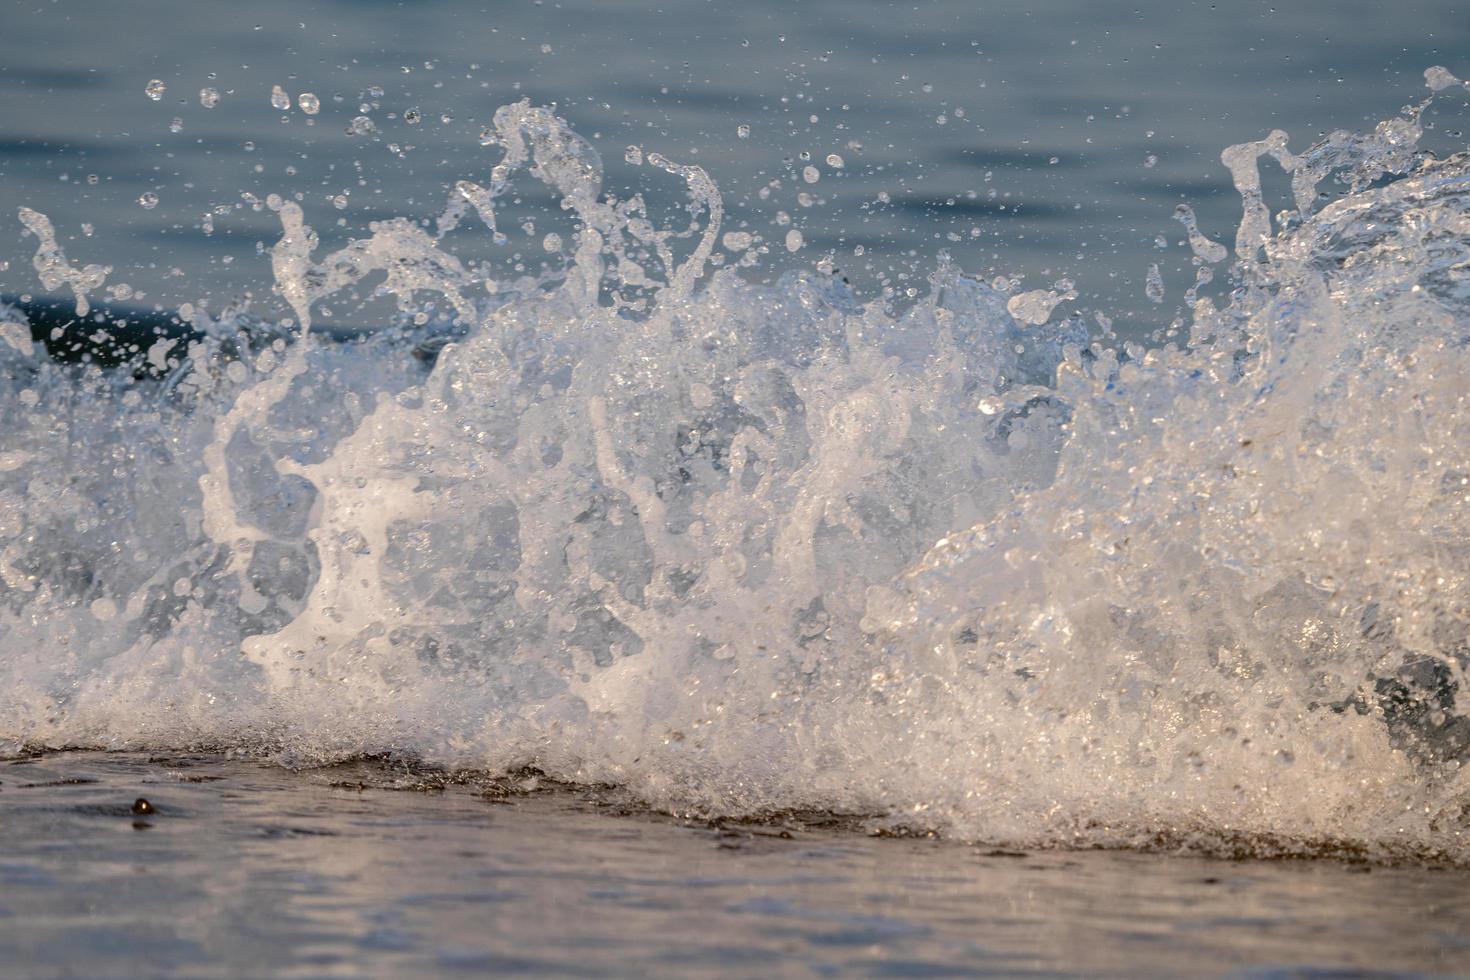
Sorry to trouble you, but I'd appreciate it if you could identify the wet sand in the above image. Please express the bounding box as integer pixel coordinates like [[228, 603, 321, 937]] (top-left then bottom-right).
[[0, 752, 1466, 977]]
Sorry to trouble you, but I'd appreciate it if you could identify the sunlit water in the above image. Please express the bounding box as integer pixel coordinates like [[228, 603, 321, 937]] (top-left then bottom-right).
[[6, 0, 1470, 905], [2, 61, 1470, 871], [2, 752, 1467, 978]]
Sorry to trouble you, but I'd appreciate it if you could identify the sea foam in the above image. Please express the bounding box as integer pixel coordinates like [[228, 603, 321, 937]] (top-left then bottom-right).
[[3, 74, 1470, 861]]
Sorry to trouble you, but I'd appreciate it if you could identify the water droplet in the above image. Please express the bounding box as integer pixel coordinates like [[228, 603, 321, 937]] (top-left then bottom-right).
[[542, 232, 562, 253], [145, 79, 166, 101], [624, 145, 642, 165], [736, 124, 750, 139], [199, 87, 220, 108], [271, 84, 290, 111], [1425, 65, 1463, 92], [1172, 203, 1228, 263], [784, 229, 804, 252], [404, 108, 422, 125], [1145, 263, 1165, 303], [347, 116, 378, 137], [169, 117, 184, 133], [1006, 288, 1071, 325], [138, 192, 159, 210], [1144, 154, 1158, 168], [802, 165, 820, 184], [722, 231, 753, 251], [825, 153, 844, 168], [298, 92, 320, 115]]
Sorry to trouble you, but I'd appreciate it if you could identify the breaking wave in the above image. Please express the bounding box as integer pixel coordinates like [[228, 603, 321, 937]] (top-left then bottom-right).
[[4, 72, 1470, 862]]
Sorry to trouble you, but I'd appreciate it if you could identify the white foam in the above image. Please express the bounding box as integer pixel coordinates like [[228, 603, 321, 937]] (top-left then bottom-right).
[[2, 91, 1470, 861]]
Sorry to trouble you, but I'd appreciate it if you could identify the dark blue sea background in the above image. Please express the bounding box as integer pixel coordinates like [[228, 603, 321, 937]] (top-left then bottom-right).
[[3, 0, 1466, 330]]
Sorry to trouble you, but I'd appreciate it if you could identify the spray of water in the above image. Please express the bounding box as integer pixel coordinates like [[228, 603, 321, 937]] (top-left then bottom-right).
[[3, 72, 1470, 861]]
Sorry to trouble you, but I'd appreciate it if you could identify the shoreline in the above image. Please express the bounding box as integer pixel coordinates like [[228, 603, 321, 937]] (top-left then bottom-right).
[[2, 750, 1467, 977], [7, 747, 1465, 871]]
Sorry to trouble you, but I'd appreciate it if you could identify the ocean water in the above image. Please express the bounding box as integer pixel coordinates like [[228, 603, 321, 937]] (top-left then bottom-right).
[[2, 752, 1467, 978], [3, 0, 1468, 321], [4, 0, 1470, 972]]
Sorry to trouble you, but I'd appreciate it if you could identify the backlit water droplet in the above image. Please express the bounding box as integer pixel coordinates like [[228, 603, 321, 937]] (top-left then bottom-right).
[[138, 192, 159, 210], [271, 84, 290, 110], [145, 80, 166, 101], [1424, 65, 1461, 91], [1145, 263, 1165, 303], [199, 87, 220, 108], [298, 92, 320, 115]]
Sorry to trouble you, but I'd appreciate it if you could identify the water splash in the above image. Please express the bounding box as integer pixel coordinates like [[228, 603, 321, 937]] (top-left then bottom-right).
[[16, 207, 110, 315], [2, 76, 1470, 862]]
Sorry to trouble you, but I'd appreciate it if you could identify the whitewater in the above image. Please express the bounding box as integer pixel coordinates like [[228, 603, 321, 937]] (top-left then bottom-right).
[[4, 69, 1470, 865]]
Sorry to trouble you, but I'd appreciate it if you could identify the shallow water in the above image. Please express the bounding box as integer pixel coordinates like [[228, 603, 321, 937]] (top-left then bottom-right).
[[0, 752, 1465, 979]]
